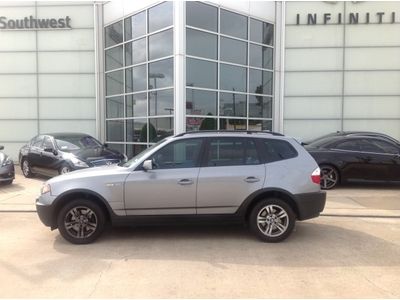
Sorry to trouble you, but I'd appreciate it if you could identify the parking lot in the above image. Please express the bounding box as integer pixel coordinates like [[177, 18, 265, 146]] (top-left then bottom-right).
[[0, 170, 400, 298]]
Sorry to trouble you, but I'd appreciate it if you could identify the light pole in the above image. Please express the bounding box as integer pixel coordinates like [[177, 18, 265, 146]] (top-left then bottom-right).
[[149, 73, 165, 116]]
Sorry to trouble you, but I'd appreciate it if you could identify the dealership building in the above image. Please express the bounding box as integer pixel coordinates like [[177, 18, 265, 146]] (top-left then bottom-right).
[[1, 0, 400, 160]]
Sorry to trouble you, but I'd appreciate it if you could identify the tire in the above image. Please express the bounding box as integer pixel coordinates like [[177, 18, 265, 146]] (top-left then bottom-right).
[[57, 199, 106, 244], [59, 164, 71, 175], [3, 180, 13, 185], [21, 159, 34, 178], [249, 198, 296, 243], [320, 164, 339, 190]]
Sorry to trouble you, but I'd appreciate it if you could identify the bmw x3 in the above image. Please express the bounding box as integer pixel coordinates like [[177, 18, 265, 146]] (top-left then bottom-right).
[[36, 131, 326, 244]]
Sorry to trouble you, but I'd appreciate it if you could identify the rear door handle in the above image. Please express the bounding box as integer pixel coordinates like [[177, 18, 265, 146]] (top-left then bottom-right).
[[244, 176, 260, 183], [178, 179, 193, 185]]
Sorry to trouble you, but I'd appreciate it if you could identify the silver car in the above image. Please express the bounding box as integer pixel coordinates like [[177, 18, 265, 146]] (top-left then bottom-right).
[[36, 131, 326, 244]]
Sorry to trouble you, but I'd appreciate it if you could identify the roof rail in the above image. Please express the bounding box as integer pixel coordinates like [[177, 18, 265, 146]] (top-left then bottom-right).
[[175, 130, 284, 137]]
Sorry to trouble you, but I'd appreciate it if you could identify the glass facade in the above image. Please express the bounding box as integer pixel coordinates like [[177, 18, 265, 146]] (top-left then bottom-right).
[[185, 2, 274, 132], [104, 1, 174, 158]]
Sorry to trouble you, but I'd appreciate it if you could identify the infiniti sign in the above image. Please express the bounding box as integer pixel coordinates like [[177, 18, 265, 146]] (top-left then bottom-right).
[[0, 16, 71, 30]]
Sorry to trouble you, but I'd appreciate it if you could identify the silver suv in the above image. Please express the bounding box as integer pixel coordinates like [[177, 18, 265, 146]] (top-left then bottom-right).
[[36, 131, 326, 244]]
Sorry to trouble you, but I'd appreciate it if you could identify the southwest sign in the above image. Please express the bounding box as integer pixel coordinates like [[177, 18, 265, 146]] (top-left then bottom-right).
[[0, 16, 71, 29]]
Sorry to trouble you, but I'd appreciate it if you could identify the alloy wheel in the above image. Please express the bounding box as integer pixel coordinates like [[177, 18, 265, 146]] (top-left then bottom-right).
[[256, 204, 289, 237], [64, 206, 98, 239], [22, 160, 30, 177], [320, 166, 338, 189]]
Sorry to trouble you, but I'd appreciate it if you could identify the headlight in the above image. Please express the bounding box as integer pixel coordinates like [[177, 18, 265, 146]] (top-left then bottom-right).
[[70, 157, 89, 168], [41, 183, 51, 195], [1, 157, 13, 167]]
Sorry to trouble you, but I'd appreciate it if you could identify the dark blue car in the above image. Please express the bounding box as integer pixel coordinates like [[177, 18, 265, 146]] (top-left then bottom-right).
[[19, 133, 126, 178]]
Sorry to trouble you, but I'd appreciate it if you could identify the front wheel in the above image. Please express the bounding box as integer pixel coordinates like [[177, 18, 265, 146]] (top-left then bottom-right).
[[57, 199, 106, 244], [320, 165, 339, 190], [59, 164, 71, 175], [21, 159, 34, 178], [249, 198, 295, 243]]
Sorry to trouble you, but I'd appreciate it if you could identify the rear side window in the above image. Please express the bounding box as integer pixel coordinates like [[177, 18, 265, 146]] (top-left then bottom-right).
[[206, 137, 260, 167], [262, 139, 297, 163]]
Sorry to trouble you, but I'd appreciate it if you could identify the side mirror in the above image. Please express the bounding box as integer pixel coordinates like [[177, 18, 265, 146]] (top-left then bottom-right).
[[142, 159, 153, 171], [44, 148, 57, 155], [0, 145, 3, 151]]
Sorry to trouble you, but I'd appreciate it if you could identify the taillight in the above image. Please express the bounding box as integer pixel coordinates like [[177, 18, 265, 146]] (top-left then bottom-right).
[[311, 167, 321, 185]]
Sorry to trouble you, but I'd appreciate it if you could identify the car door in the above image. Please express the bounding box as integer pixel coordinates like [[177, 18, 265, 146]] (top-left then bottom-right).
[[37, 136, 60, 176], [28, 135, 45, 171], [124, 138, 204, 215], [196, 137, 265, 214]]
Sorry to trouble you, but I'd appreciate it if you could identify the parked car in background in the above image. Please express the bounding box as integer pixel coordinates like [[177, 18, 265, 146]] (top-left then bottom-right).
[[305, 134, 400, 189], [0, 145, 15, 185], [302, 131, 400, 146], [36, 131, 326, 244], [19, 133, 126, 178]]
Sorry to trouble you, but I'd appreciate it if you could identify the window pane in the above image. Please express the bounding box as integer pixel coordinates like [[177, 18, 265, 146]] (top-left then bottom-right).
[[149, 117, 174, 142], [186, 88, 217, 116], [127, 144, 147, 159], [250, 18, 273, 46], [107, 143, 125, 154], [220, 37, 247, 65], [186, 28, 217, 60], [149, 88, 174, 116], [249, 119, 272, 131], [149, 29, 173, 60], [150, 138, 203, 169], [105, 21, 123, 48], [220, 9, 247, 39], [371, 140, 399, 154], [126, 93, 147, 118], [106, 70, 123, 96], [106, 120, 124, 142], [125, 38, 146, 66], [186, 116, 217, 131], [126, 118, 147, 142], [186, 1, 218, 32], [262, 139, 297, 163], [148, 58, 174, 89], [249, 44, 273, 69], [249, 95, 272, 118], [105, 45, 123, 71], [249, 69, 273, 95], [148, 1, 173, 33], [125, 64, 147, 93], [106, 96, 124, 118], [220, 64, 247, 93], [186, 58, 217, 89], [220, 92, 246, 117], [124, 11, 146, 41], [219, 118, 246, 130]]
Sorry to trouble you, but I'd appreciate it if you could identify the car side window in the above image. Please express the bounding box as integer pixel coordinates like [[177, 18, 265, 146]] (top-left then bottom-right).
[[368, 139, 399, 154], [32, 136, 44, 148], [262, 139, 297, 163], [334, 140, 361, 151], [206, 138, 260, 167], [43, 137, 54, 150], [150, 138, 203, 169], [357, 139, 383, 153]]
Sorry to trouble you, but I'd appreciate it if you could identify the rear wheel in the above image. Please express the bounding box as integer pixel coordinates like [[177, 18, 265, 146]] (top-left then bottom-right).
[[249, 198, 295, 243], [59, 164, 71, 175], [320, 165, 339, 190], [21, 159, 34, 178], [57, 199, 106, 244]]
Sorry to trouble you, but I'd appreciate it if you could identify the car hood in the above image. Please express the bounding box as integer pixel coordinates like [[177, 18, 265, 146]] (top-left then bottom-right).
[[62, 147, 123, 162]]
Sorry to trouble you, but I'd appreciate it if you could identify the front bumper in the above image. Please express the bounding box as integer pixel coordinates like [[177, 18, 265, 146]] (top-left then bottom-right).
[[36, 193, 57, 229], [294, 191, 326, 221], [0, 163, 15, 182]]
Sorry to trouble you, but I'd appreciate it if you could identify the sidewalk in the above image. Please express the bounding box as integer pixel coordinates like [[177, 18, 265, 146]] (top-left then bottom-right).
[[1, 169, 400, 217]]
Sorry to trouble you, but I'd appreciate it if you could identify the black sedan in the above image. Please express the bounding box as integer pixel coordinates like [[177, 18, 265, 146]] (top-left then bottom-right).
[[303, 131, 400, 146], [305, 134, 400, 189], [19, 133, 127, 178], [0, 145, 15, 185]]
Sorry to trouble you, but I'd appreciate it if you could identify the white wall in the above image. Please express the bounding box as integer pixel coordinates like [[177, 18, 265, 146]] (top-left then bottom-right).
[[0, 2, 96, 160], [284, 1, 400, 141]]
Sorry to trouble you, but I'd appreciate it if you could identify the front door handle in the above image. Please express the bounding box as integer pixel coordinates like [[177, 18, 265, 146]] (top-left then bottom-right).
[[244, 176, 260, 183], [178, 179, 193, 185]]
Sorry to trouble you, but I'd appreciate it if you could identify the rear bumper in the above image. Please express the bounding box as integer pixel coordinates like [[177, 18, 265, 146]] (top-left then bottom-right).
[[294, 191, 326, 221]]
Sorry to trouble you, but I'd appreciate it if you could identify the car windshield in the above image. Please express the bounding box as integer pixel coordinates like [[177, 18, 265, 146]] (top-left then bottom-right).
[[121, 138, 167, 168], [55, 136, 102, 152]]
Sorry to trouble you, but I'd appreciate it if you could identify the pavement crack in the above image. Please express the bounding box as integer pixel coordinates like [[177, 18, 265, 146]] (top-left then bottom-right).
[[88, 261, 112, 298]]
